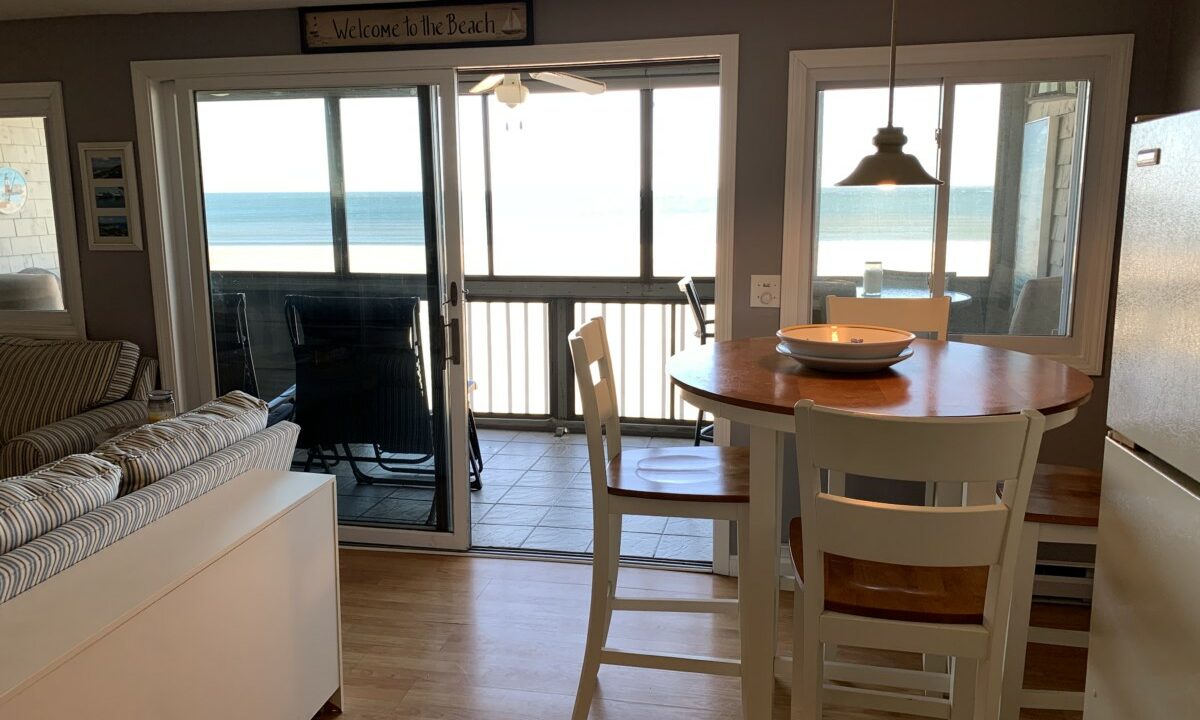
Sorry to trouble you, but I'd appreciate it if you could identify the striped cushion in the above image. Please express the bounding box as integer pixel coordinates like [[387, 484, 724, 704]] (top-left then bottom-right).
[[93, 391, 268, 496], [0, 336, 140, 444], [0, 454, 120, 554], [128, 356, 159, 401], [0, 422, 299, 604], [0, 400, 146, 479]]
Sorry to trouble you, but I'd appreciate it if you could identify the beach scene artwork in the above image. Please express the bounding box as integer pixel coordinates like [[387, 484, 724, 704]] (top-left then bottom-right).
[[80, 142, 142, 250], [90, 156, 124, 180], [0, 167, 28, 215]]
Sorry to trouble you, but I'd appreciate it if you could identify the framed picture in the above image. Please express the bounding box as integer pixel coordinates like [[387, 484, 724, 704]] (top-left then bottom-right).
[[78, 141, 142, 251]]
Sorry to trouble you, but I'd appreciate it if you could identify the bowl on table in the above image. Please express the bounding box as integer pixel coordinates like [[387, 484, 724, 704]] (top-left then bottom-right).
[[775, 324, 915, 360]]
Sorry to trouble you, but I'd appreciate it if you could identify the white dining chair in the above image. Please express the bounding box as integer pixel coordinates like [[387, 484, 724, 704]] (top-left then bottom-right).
[[999, 464, 1100, 719], [825, 295, 951, 340], [789, 399, 1045, 720], [823, 294, 952, 501], [569, 317, 751, 720]]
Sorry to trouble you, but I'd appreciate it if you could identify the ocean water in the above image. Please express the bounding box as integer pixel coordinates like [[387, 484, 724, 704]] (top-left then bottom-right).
[[203, 187, 994, 246]]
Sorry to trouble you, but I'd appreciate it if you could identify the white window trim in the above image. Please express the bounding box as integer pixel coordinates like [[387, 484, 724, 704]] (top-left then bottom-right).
[[0, 82, 86, 339], [780, 34, 1133, 375]]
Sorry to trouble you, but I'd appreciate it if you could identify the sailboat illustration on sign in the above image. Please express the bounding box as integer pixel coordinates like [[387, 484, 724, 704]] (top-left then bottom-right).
[[500, 7, 524, 36]]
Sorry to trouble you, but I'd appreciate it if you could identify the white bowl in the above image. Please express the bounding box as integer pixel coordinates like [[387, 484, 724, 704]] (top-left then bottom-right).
[[776, 344, 914, 373], [775, 324, 915, 360]]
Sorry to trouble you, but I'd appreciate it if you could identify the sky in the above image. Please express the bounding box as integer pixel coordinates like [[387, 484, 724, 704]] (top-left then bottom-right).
[[195, 82, 1002, 195], [818, 83, 1001, 187]]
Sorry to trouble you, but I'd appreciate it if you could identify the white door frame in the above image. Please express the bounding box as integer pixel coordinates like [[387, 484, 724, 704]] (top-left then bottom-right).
[[131, 34, 739, 562], [144, 67, 471, 550]]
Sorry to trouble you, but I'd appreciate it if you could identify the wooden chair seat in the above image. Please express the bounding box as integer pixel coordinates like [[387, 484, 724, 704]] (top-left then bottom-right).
[[607, 446, 749, 503], [1003, 463, 1101, 527], [789, 516, 988, 624]]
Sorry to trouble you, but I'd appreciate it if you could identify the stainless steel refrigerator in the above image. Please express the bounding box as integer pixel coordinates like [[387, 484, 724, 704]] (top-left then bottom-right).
[[1085, 111, 1200, 718]]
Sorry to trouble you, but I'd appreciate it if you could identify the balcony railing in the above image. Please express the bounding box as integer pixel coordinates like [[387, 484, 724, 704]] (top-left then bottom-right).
[[463, 284, 713, 426], [211, 273, 713, 429]]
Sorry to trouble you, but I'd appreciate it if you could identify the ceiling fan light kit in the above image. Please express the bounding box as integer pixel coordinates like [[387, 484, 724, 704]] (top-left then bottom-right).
[[468, 70, 606, 108], [494, 75, 529, 108], [837, 0, 942, 187]]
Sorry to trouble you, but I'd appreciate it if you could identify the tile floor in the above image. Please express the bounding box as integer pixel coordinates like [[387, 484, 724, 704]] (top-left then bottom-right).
[[470, 429, 713, 563], [308, 430, 713, 563]]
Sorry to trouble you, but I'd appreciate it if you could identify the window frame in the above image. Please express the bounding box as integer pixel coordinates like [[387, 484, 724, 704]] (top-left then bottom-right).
[[459, 76, 720, 282], [0, 82, 86, 339], [780, 35, 1134, 375]]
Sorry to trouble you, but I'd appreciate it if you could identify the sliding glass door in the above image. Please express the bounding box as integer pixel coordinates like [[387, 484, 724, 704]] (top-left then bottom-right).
[[178, 70, 470, 549]]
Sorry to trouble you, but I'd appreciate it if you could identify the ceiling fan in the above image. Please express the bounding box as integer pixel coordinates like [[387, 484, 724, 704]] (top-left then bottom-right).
[[468, 71, 606, 108]]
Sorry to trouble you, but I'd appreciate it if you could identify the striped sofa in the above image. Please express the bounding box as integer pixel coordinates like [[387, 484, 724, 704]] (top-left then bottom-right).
[[0, 336, 158, 478], [0, 391, 300, 604]]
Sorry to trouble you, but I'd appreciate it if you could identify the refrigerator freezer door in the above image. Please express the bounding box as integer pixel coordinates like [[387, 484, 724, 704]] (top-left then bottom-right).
[[1085, 438, 1200, 719], [1109, 112, 1200, 481]]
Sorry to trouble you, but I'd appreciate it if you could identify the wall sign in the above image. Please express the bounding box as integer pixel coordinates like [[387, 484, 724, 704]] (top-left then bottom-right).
[[300, 1, 532, 53]]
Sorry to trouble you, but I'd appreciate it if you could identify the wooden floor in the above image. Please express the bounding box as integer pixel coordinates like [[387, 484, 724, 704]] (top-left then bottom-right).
[[326, 549, 1085, 719]]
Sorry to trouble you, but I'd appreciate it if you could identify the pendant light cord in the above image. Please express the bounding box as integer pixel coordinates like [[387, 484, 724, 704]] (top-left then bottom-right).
[[887, 0, 898, 128]]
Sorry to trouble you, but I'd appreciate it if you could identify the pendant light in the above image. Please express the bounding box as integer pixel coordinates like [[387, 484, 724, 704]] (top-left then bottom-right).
[[836, 0, 942, 186]]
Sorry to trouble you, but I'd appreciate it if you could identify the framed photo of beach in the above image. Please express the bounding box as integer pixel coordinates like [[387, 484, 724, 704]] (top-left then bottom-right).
[[78, 141, 143, 251]]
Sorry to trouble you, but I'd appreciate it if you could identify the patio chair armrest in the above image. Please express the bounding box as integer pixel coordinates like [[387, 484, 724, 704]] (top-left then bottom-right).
[[0, 400, 146, 477], [268, 384, 297, 410]]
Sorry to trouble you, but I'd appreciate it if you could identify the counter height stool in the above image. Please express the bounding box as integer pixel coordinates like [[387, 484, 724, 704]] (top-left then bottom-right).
[[1000, 464, 1101, 719], [789, 400, 1045, 720], [569, 317, 751, 720]]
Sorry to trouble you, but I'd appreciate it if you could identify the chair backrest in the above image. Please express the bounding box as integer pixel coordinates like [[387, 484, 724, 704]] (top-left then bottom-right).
[[810, 279, 857, 324], [880, 269, 957, 292], [826, 296, 951, 340], [568, 317, 623, 496], [676, 276, 712, 343], [792, 399, 1044, 655], [1009, 276, 1064, 335], [283, 294, 431, 453], [211, 292, 260, 398]]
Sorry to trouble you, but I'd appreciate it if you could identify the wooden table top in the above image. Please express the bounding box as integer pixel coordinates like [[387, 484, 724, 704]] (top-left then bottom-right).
[[667, 337, 1093, 418]]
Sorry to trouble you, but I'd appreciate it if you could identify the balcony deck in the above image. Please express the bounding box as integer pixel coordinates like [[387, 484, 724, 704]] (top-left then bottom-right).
[[322, 428, 713, 562]]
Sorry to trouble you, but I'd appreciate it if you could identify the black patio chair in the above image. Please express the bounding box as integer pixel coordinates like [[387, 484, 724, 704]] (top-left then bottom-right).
[[284, 294, 436, 486], [211, 291, 295, 426], [677, 277, 715, 445]]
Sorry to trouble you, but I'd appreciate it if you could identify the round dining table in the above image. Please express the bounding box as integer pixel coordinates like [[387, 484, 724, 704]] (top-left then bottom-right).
[[666, 337, 1093, 718]]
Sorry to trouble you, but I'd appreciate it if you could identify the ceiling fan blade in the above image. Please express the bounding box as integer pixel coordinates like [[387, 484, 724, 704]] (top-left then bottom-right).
[[469, 73, 507, 95], [529, 71, 606, 95]]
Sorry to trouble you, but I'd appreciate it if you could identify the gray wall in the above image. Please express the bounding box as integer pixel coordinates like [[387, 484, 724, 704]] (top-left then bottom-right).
[[0, 0, 1179, 469], [1168, 0, 1200, 111]]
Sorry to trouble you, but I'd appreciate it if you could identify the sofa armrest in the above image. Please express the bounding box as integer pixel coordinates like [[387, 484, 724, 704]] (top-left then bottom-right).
[[0, 400, 146, 478], [128, 356, 159, 401]]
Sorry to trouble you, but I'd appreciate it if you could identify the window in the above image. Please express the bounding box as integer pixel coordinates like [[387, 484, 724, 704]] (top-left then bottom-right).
[[0, 82, 84, 338], [785, 36, 1133, 373], [458, 64, 720, 279], [653, 86, 720, 278], [195, 88, 429, 276], [197, 96, 335, 273]]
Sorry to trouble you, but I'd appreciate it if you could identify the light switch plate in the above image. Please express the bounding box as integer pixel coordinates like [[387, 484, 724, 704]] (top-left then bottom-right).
[[750, 274, 781, 308]]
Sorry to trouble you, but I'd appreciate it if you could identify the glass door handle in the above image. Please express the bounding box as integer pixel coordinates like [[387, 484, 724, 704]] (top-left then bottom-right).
[[445, 317, 463, 366]]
